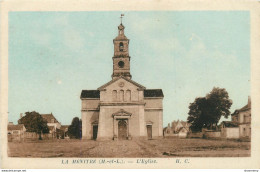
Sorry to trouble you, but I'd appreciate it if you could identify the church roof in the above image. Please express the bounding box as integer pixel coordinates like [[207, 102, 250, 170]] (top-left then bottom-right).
[[97, 76, 146, 90], [144, 89, 164, 98], [81, 90, 100, 99]]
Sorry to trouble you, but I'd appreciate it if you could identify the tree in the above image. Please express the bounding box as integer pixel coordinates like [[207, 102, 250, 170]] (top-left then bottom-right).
[[68, 117, 82, 139], [18, 111, 49, 140], [187, 87, 232, 132]]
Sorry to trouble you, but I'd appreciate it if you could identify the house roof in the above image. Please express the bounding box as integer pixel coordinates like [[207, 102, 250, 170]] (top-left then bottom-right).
[[41, 114, 59, 123], [181, 121, 187, 127], [176, 127, 189, 133], [239, 104, 251, 111], [144, 89, 164, 98], [8, 124, 25, 131], [80, 90, 100, 99], [221, 121, 239, 128], [97, 76, 146, 91], [232, 100, 251, 116]]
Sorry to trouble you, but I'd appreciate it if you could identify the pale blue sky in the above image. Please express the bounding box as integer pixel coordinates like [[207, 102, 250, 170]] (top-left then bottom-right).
[[8, 11, 250, 127]]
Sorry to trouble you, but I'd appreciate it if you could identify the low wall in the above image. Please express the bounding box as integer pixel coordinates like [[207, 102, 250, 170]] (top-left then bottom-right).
[[24, 132, 56, 141], [187, 132, 203, 138], [164, 133, 187, 138], [221, 128, 239, 139], [204, 131, 221, 138]]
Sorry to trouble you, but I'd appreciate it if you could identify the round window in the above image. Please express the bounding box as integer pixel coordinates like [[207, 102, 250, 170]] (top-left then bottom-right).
[[118, 61, 125, 68]]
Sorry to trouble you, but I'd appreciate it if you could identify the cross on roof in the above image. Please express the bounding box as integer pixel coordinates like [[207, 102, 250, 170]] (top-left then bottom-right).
[[120, 14, 124, 24]]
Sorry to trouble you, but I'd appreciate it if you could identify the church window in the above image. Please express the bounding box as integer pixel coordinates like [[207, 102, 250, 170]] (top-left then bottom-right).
[[119, 90, 124, 102], [119, 42, 124, 51], [125, 90, 131, 101], [112, 90, 117, 101]]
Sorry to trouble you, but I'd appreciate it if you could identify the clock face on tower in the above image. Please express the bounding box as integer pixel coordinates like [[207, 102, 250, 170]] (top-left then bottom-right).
[[118, 61, 125, 68]]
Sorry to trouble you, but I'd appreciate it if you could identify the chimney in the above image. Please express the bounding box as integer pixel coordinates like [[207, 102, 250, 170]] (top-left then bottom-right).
[[248, 96, 251, 107], [20, 113, 23, 119]]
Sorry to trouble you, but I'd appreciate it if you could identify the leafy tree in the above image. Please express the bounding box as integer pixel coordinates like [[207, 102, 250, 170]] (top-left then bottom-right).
[[68, 117, 82, 139], [187, 87, 232, 132], [18, 111, 49, 140]]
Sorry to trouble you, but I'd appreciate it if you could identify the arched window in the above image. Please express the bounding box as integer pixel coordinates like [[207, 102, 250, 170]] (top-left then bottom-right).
[[125, 90, 131, 101], [112, 90, 117, 101], [119, 42, 124, 51], [119, 90, 124, 102]]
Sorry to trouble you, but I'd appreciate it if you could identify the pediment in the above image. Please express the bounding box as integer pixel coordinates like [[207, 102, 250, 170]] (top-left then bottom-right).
[[91, 120, 98, 125], [112, 109, 132, 117], [98, 76, 145, 91], [146, 121, 154, 125]]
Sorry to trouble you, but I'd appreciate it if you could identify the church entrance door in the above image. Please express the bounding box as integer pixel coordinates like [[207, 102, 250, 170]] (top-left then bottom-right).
[[118, 120, 127, 140], [147, 125, 152, 140], [93, 125, 98, 140]]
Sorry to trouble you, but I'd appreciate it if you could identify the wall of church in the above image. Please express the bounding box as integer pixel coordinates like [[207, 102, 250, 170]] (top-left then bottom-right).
[[98, 105, 143, 140], [144, 110, 163, 138], [82, 99, 100, 110], [144, 98, 163, 109], [82, 111, 99, 140], [100, 79, 142, 102]]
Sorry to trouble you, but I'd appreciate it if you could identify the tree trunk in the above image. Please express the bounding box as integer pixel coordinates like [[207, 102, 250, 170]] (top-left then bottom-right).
[[39, 131, 42, 140]]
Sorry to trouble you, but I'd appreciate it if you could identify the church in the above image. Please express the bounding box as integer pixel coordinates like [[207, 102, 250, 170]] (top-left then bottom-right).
[[80, 18, 164, 140]]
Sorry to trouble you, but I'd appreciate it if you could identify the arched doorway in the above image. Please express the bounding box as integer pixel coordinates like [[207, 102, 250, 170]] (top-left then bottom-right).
[[118, 120, 127, 140]]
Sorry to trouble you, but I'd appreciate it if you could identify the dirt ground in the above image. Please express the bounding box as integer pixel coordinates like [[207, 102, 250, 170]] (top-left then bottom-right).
[[7, 138, 250, 158]]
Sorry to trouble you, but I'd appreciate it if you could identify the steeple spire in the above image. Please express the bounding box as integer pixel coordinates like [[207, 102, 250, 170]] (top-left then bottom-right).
[[112, 15, 131, 79]]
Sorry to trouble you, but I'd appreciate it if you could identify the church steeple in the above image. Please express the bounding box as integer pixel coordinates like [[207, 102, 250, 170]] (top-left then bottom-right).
[[112, 15, 131, 80]]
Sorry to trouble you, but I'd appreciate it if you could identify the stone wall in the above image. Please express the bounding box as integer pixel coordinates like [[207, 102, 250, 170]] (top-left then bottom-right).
[[204, 131, 221, 138], [221, 128, 239, 139]]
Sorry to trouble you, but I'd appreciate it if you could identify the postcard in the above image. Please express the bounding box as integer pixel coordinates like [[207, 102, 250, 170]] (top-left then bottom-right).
[[1, 0, 260, 169]]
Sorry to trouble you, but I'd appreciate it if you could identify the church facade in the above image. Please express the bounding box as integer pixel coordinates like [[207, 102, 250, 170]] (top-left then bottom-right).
[[80, 21, 164, 140]]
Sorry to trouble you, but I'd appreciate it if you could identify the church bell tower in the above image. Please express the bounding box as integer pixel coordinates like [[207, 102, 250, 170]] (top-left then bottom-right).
[[112, 15, 131, 80]]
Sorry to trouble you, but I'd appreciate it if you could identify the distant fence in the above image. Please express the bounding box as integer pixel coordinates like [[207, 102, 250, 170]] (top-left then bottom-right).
[[24, 132, 56, 141]]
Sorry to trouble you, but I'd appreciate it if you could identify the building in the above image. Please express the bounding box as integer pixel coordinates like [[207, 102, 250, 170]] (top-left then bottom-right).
[[80, 19, 164, 140], [8, 122, 26, 142], [231, 97, 251, 138], [41, 113, 61, 131], [60, 125, 70, 138], [41, 113, 61, 138], [164, 120, 190, 138]]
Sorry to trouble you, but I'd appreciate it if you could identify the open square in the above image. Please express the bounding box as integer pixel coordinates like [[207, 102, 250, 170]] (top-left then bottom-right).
[[8, 138, 250, 158]]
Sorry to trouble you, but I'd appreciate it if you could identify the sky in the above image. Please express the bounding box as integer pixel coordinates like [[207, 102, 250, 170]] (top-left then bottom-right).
[[8, 11, 250, 127]]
